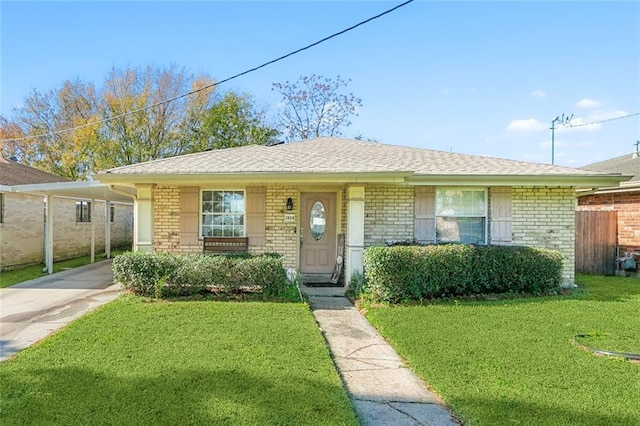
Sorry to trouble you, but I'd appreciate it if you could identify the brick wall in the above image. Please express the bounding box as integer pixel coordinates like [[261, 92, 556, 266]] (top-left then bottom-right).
[[364, 185, 414, 246], [577, 190, 640, 251], [512, 186, 576, 284], [1, 193, 133, 270], [152, 185, 301, 269], [264, 185, 298, 269], [153, 186, 182, 252], [0, 193, 44, 269]]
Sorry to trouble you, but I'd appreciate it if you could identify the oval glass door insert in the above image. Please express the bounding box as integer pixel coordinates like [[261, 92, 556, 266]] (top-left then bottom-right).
[[310, 201, 326, 241]]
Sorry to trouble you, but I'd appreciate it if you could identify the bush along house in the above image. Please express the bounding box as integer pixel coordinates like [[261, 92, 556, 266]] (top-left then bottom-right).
[[94, 137, 628, 286]]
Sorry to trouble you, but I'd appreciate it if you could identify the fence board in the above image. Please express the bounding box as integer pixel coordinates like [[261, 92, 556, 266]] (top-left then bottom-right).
[[575, 210, 617, 275]]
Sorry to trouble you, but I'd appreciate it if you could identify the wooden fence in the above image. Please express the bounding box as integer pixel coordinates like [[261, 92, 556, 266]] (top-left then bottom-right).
[[575, 210, 617, 275]]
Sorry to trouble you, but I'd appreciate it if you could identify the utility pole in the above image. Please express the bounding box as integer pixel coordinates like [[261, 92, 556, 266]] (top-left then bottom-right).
[[550, 113, 573, 165]]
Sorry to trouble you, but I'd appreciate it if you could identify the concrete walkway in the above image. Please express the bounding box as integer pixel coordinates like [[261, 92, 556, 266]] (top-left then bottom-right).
[[0, 260, 120, 362], [302, 285, 458, 425]]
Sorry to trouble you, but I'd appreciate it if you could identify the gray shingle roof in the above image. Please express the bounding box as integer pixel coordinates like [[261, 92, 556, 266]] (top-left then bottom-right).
[[0, 157, 71, 185], [581, 152, 640, 182], [98, 137, 614, 177]]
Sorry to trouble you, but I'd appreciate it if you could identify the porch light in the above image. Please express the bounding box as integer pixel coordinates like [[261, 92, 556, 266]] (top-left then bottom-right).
[[286, 197, 294, 211]]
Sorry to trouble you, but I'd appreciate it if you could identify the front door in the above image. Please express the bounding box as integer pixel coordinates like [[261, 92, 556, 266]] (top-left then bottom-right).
[[300, 192, 336, 277]]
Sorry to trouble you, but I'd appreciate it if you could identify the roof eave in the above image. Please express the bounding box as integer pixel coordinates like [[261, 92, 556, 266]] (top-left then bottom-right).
[[94, 171, 413, 186], [405, 174, 631, 188]]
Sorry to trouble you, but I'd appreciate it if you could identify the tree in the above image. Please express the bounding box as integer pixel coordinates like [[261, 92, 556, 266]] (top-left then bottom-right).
[[190, 92, 279, 152], [2, 79, 101, 180], [98, 65, 217, 169], [272, 74, 362, 141]]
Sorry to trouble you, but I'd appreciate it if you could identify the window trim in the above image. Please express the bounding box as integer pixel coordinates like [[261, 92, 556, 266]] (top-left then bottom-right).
[[435, 187, 488, 244], [199, 189, 246, 238]]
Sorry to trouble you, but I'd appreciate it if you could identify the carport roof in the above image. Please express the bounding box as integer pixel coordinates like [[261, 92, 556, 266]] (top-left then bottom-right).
[[9, 181, 135, 203]]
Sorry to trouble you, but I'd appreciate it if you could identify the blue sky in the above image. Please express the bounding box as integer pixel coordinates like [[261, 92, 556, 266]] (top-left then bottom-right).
[[2, 1, 639, 167]]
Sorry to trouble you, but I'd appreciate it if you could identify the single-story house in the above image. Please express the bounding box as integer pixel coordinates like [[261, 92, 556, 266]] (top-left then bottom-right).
[[577, 146, 640, 272], [95, 137, 627, 285], [0, 157, 134, 270]]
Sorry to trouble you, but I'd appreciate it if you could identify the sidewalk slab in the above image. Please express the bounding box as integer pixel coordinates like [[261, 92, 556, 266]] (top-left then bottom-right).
[[305, 290, 458, 425]]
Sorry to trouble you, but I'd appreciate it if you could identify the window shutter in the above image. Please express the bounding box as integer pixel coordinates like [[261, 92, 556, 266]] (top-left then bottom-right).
[[490, 187, 512, 244], [180, 187, 199, 246], [245, 187, 265, 248], [414, 186, 436, 243]]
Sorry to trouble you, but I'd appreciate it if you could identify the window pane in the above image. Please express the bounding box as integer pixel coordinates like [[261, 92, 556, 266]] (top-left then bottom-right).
[[201, 190, 245, 238], [437, 217, 485, 244], [436, 189, 485, 216]]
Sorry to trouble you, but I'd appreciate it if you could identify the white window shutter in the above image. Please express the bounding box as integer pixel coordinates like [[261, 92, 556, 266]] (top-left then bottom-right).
[[490, 187, 512, 244], [414, 186, 436, 244]]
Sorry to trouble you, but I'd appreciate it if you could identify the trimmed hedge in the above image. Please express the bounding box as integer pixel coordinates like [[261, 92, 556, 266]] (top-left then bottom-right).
[[363, 245, 564, 302], [112, 252, 288, 298]]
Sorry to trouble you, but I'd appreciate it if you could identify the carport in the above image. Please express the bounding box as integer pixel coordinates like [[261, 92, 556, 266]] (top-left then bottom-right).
[[10, 181, 135, 274]]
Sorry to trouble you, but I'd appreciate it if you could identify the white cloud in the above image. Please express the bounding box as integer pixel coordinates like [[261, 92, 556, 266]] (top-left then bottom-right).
[[575, 98, 601, 109], [506, 118, 546, 132], [530, 90, 547, 98], [588, 109, 628, 121]]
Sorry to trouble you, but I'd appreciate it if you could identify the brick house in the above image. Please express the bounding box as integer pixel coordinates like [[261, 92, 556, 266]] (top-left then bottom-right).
[[578, 148, 640, 266], [95, 138, 626, 285], [0, 157, 133, 270]]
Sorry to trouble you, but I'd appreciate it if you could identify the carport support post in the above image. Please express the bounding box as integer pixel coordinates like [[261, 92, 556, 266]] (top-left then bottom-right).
[[104, 201, 111, 259], [45, 194, 54, 274], [346, 186, 365, 285], [134, 184, 155, 252], [90, 198, 96, 263]]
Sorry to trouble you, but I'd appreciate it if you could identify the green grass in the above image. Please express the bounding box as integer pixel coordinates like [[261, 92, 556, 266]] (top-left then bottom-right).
[[364, 275, 640, 425], [0, 248, 129, 288], [0, 297, 357, 425]]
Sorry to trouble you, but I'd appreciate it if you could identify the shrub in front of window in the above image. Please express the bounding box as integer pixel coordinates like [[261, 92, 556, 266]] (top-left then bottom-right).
[[112, 251, 287, 298], [362, 244, 563, 303]]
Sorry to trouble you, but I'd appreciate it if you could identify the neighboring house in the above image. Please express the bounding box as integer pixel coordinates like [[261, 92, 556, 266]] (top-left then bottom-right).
[[577, 147, 640, 271], [95, 137, 626, 285], [0, 157, 133, 270]]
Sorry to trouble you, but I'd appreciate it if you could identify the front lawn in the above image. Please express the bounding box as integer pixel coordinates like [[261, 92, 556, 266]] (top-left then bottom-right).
[[0, 297, 357, 425], [365, 275, 640, 425]]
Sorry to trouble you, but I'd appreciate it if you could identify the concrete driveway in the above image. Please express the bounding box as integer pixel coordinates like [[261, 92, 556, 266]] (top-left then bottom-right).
[[0, 260, 120, 362]]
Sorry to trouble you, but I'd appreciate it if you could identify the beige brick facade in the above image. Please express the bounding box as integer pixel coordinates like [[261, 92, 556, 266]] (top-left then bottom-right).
[[363, 185, 414, 246], [150, 184, 577, 284], [264, 186, 299, 269], [153, 186, 182, 253], [1, 193, 133, 270], [511, 186, 576, 284]]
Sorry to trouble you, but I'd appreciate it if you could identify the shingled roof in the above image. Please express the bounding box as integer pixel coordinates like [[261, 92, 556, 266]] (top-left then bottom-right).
[[0, 157, 70, 186], [98, 137, 617, 178], [581, 152, 639, 183]]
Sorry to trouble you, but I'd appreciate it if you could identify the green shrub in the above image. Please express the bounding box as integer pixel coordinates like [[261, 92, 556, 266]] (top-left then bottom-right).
[[363, 244, 563, 303], [112, 251, 288, 298]]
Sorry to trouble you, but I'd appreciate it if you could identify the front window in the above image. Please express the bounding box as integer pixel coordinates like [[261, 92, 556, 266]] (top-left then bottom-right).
[[201, 190, 244, 237], [436, 188, 486, 244], [76, 201, 91, 223]]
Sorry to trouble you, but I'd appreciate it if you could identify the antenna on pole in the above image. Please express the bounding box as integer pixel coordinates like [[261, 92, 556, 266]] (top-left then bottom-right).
[[550, 113, 573, 165]]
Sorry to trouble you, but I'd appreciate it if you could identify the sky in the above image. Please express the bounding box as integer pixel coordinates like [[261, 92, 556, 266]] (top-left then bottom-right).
[[1, 1, 639, 168]]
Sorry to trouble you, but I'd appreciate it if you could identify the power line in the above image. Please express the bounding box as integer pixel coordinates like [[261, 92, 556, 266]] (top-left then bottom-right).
[[568, 111, 640, 128], [1, 0, 414, 144]]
